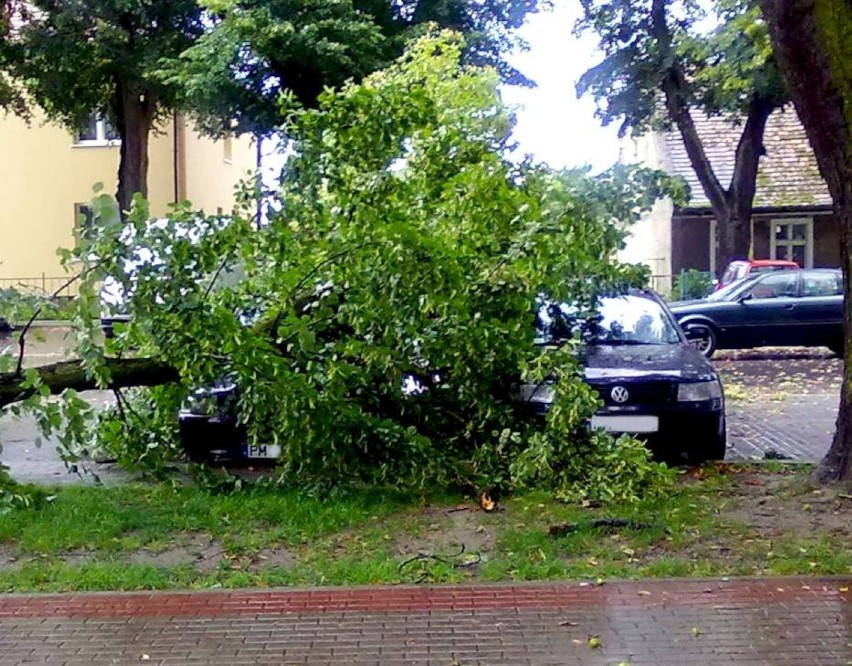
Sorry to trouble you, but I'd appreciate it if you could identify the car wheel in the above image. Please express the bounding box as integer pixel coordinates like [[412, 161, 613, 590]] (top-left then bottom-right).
[[687, 323, 717, 358]]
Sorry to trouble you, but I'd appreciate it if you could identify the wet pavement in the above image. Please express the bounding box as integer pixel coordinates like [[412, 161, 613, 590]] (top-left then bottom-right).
[[714, 348, 841, 462], [0, 329, 845, 484], [0, 577, 849, 664], [0, 326, 126, 485]]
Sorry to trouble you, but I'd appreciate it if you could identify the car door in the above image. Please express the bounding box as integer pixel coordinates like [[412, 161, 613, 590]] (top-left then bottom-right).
[[793, 271, 843, 345], [726, 272, 802, 346]]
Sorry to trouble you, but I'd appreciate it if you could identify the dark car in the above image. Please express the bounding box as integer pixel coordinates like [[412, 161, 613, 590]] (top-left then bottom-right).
[[523, 291, 726, 462], [669, 269, 843, 358], [179, 290, 726, 465]]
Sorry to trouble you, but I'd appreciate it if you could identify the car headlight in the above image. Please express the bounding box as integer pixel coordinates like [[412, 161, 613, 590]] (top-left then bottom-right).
[[677, 380, 722, 402], [519, 383, 554, 404]]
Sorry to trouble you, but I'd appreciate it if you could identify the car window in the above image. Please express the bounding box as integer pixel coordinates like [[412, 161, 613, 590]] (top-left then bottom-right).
[[721, 264, 742, 285], [536, 295, 681, 345], [745, 272, 798, 299], [751, 265, 789, 275], [802, 272, 842, 297]]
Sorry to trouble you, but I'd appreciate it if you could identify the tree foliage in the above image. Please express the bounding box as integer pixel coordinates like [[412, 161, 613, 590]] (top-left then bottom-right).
[[163, 0, 541, 138], [575, 0, 789, 273], [13, 34, 679, 499]]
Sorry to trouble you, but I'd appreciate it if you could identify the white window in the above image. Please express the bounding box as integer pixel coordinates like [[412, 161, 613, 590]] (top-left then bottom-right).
[[770, 217, 813, 268], [74, 114, 119, 146]]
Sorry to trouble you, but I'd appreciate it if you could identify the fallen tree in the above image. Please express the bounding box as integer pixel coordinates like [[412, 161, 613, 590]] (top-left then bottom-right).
[[5, 33, 682, 500], [0, 358, 178, 409]]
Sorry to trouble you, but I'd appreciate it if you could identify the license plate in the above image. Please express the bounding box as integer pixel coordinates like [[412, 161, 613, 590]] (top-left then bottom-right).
[[243, 444, 281, 459], [590, 415, 659, 433]]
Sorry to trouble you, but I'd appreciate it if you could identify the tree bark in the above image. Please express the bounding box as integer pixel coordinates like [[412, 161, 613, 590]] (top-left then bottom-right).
[[0, 358, 178, 409], [115, 82, 156, 217], [759, 0, 851, 484]]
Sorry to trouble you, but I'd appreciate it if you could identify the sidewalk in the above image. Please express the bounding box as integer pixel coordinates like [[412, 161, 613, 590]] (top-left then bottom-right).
[[1, 577, 849, 664]]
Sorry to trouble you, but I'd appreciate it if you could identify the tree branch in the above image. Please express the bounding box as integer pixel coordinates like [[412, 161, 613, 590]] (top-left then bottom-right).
[[651, 0, 728, 215], [15, 263, 103, 376], [728, 95, 778, 217], [0, 358, 179, 409]]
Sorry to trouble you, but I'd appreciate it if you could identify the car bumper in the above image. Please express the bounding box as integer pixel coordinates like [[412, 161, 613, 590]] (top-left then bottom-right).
[[527, 398, 725, 458], [178, 412, 268, 464]]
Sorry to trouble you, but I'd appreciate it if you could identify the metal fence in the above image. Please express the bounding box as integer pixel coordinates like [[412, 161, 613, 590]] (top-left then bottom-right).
[[0, 275, 79, 298]]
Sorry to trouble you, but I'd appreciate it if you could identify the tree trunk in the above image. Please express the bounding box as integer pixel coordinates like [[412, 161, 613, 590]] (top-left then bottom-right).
[[115, 83, 155, 217], [713, 209, 752, 277], [759, 0, 851, 484], [0, 358, 178, 409], [821, 201, 852, 484]]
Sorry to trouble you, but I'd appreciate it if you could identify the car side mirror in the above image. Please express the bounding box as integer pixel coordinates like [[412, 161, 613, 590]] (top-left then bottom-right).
[[737, 292, 753, 303]]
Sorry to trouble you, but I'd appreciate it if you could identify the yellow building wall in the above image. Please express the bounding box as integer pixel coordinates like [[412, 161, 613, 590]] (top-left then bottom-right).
[[181, 121, 257, 215], [0, 111, 255, 291]]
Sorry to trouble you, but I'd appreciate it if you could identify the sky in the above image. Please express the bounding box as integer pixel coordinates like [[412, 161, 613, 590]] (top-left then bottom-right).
[[500, 0, 623, 174]]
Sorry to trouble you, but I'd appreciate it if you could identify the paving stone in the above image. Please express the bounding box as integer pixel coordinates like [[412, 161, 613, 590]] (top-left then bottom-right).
[[0, 578, 848, 665]]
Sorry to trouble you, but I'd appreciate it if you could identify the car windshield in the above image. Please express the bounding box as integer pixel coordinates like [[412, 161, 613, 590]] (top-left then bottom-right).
[[536, 294, 681, 346], [706, 276, 758, 302]]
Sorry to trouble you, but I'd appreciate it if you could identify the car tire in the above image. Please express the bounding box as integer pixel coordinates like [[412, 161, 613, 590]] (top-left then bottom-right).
[[686, 323, 717, 359]]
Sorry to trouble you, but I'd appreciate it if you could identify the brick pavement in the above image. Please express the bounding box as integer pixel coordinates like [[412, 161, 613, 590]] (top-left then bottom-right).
[[726, 393, 838, 462], [1, 578, 849, 665]]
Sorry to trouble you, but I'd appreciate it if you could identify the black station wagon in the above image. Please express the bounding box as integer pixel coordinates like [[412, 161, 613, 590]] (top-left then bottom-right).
[[669, 269, 843, 358]]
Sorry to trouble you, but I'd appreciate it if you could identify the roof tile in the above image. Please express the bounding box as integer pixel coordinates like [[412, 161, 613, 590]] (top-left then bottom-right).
[[663, 107, 832, 209]]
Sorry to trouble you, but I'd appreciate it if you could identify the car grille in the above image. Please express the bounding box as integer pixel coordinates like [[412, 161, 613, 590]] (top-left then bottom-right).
[[586, 380, 676, 406]]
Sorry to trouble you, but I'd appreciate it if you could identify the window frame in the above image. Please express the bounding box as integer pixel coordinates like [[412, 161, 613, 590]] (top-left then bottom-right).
[[770, 217, 813, 268], [73, 115, 120, 147]]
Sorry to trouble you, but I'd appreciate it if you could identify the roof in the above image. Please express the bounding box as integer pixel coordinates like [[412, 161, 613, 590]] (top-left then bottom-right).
[[662, 107, 832, 210]]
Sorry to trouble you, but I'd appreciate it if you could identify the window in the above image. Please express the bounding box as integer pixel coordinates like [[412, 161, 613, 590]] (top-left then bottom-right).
[[75, 114, 119, 145], [770, 218, 813, 268], [74, 203, 95, 243], [745, 272, 798, 299], [802, 272, 842, 297]]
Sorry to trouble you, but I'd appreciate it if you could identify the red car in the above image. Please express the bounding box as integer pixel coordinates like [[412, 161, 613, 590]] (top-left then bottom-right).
[[716, 259, 799, 291]]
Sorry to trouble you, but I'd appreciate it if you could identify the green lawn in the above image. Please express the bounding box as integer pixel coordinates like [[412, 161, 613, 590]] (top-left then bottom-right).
[[0, 464, 849, 592]]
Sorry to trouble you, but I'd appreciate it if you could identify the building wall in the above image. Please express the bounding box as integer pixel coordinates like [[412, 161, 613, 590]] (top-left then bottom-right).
[[672, 211, 840, 276], [180, 119, 257, 215], [0, 111, 255, 289], [671, 217, 712, 275], [618, 132, 675, 293]]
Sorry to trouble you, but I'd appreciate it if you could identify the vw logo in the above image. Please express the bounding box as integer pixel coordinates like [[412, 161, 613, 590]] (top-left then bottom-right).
[[610, 386, 629, 403]]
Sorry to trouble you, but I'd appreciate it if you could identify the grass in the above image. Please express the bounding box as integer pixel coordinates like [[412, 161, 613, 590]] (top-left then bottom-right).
[[0, 464, 849, 592]]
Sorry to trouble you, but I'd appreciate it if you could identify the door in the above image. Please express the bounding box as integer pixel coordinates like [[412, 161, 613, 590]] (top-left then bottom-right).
[[794, 271, 844, 345], [727, 272, 802, 347]]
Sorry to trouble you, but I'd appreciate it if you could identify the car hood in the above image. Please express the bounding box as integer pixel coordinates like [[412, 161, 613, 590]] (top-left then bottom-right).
[[667, 299, 731, 315], [580, 343, 716, 382]]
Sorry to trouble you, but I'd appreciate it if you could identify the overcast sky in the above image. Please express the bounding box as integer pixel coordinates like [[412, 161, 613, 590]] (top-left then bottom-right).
[[500, 0, 622, 174]]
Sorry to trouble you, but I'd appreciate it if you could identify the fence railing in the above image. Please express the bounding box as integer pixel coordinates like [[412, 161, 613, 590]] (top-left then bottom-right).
[[0, 275, 79, 298]]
